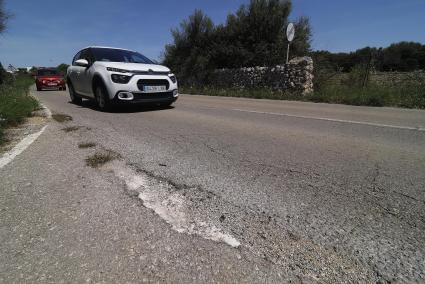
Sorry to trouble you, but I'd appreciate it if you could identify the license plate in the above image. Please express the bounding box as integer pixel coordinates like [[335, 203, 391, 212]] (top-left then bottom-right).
[[143, 85, 166, 92], [48, 83, 57, 86]]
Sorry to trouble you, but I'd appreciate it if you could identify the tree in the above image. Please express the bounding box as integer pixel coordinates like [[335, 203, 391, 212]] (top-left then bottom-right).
[[0, 0, 10, 34], [163, 9, 215, 85], [0, 0, 11, 84], [312, 42, 425, 73], [57, 63, 69, 75], [0, 61, 5, 84], [216, 0, 294, 68], [213, 0, 312, 68], [163, 0, 312, 85]]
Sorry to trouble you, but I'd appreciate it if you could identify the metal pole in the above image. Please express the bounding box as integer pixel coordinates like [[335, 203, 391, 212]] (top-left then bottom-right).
[[286, 43, 290, 64]]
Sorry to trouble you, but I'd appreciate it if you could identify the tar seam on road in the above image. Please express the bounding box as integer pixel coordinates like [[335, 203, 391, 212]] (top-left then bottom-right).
[[230, 108, 425, 132], [0, 126, 48, 169]]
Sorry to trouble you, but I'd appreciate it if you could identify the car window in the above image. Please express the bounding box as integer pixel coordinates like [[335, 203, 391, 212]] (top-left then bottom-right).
[[80, 49, 89, 63], [78, 49, 95, 65], [37, 69, 60, 76], [91, 48, 154, 64], [72, 51, 82, 66], [86, 49, 95, 64]]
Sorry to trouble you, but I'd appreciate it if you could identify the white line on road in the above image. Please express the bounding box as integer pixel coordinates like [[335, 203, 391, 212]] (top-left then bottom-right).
[[42, 104, 52, 118], [0, 126, 48, 169], [107, 161, 241, 248], [231, 108, 425, 132]]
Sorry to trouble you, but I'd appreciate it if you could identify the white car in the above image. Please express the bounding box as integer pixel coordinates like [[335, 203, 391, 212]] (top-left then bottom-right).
[[67, 46, 178, 110]]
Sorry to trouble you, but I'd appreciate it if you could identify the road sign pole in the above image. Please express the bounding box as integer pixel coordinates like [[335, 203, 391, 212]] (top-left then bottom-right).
[[285, 23, 295, 64], [286, 43, 290, 64]]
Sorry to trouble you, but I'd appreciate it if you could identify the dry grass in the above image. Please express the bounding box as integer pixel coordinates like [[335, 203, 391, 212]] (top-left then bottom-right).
[[62, 126, 81, 133], [85, 150, 121, 168], [78, 142, 97, 149], [52, 114, 73, 123]]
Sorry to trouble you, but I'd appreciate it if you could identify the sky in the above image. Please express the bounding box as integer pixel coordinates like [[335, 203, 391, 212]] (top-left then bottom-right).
[[1, 0, 424, 67]]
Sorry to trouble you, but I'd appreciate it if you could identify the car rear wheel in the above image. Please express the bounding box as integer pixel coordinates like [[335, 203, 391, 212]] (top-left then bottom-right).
[[95, 85, 111, 112], [68, 83, 82, 104]]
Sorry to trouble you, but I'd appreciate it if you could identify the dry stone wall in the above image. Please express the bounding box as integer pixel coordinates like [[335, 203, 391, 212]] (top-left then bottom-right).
[[209, 57, 314, 95], [327, 71, 425, 87]]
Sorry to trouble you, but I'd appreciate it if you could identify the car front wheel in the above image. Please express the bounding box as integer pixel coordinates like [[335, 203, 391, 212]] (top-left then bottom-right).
[[95, 85, 111, 111], [68, 83, 82, 104]]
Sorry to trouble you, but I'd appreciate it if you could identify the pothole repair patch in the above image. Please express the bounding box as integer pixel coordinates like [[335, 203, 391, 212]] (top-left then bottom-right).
[[105, 161, 241, 248]]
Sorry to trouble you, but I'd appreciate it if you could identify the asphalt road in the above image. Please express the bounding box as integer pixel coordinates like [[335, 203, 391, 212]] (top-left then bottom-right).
[[1, 87, 424, 283]]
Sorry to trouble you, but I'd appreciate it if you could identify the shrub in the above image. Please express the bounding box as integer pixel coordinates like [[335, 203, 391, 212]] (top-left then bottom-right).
[[0, 74, 38, 144]]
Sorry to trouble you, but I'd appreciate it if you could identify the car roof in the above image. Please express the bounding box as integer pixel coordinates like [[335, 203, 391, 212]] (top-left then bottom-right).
[[37, 68, 60, 75], [79, 46, 135, 53], [37, 68, 58, 71]]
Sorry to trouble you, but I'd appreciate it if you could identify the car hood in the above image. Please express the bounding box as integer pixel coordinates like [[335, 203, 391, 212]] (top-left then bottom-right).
[[96, 62, 170, 73]]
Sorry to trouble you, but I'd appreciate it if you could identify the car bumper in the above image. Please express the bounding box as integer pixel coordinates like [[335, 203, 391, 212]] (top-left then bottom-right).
[[106, 74, 178, 99], [37, 83, 66, 89], [112, 90, 179, 105]]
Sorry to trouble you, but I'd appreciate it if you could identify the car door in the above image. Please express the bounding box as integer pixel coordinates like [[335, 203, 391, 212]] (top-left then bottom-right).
[[78, 49, 95, 97], [70, 50, 86, 94], [68, 51, 82, 91]]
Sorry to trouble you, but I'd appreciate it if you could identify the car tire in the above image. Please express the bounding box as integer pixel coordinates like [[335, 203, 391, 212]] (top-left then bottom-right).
[[95, 84, 111, 112], [36, 86, 41, 91], [68, 83, 82, 105]]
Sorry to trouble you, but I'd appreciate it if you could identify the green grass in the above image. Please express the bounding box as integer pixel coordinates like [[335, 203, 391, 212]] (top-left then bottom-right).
[[310, 84, 425, 109], [0, 75, 39, 145], [181, 84, 425, 109]]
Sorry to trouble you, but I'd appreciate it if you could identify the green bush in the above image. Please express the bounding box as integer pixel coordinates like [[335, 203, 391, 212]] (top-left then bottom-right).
[[0, 74, 38, 144], [163, 0, 312, 86]]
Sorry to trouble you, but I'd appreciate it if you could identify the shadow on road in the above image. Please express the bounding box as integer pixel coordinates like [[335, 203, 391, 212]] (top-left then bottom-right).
[[69, 99, 175, 113]]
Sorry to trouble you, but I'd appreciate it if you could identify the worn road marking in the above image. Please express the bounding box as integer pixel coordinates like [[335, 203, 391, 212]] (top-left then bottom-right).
[[231, 108, 425, 132], [108, 162, 241, 248], [42, 104, 52, 118], [0, 126, 48, 169]]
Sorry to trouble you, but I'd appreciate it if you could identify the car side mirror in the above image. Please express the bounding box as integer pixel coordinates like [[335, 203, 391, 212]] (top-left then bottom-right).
[[75, 59, 89, 67]]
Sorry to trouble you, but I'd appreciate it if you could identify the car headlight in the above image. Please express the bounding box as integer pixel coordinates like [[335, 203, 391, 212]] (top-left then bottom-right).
[[168, 73, 177, 83], [107, 67, 131, 74], [111, 74, 131, 84]]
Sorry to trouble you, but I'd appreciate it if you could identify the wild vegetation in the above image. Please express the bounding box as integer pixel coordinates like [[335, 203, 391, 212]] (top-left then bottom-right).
[[312, 42, 425, 73], [0, 2, 39, 145], [0, 0, 9, 34], [165, 0, 425, 109], [0, 72, 39, 144], [163, 0, 311, 86]]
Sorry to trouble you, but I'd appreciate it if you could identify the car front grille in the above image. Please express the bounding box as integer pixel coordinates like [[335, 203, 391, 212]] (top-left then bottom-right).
[[137, 79, 170, 91], [133, 91, 174, 101], [132, 70, 169, 76]]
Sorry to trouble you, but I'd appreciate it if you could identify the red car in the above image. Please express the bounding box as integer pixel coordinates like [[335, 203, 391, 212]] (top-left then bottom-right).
[[35, 68, 66, 91]]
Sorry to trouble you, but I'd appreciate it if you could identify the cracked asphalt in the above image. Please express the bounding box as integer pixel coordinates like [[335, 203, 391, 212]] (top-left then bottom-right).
[[1, 86, 424, 283]]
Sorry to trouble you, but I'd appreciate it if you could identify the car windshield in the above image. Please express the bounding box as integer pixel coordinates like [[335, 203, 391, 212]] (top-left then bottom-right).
[[37, 69, 60, 76], [91, 48, 154, 64]]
